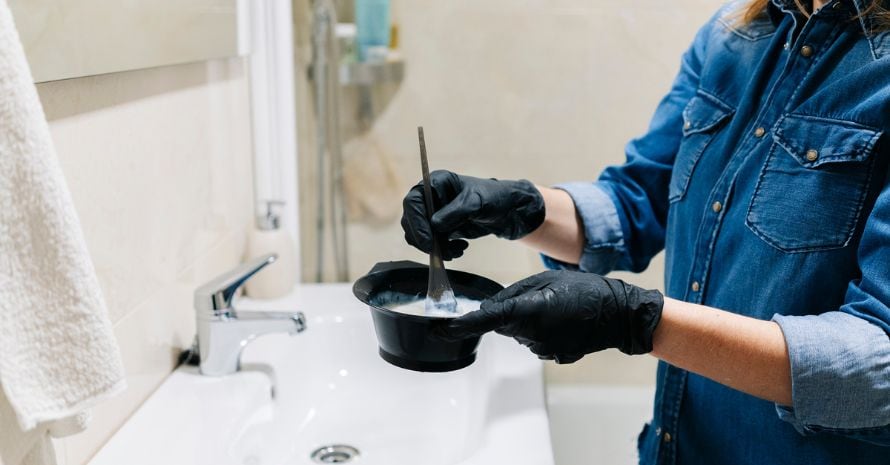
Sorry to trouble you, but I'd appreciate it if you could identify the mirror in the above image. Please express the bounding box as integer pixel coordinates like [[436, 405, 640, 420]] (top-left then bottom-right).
[[8, 0, 242, 83]]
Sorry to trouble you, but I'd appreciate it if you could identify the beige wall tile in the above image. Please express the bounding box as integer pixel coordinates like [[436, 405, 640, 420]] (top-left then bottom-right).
[[37, 59, 254, 325], [10, 0, 239, 83], [544, 350, 661, 386]]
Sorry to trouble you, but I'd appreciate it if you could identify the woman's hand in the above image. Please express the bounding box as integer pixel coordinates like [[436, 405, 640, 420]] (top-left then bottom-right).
[[438, 270, 664, 363], [439, 268, 793, 404], [400, 170, 545, 259]]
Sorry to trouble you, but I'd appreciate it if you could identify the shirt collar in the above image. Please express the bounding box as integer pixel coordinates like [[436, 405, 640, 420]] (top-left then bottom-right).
[[769, 0, 868, 10], [767, 0, 873, 35]]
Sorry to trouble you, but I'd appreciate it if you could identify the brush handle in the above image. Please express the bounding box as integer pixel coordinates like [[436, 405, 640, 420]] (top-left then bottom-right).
[[417, 127, 457, 309]]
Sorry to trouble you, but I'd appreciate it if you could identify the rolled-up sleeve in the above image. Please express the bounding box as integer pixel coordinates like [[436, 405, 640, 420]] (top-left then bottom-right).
[[541, 182, 627, 275], [772, 170, 890, 445], [773, 313, 890, 444]]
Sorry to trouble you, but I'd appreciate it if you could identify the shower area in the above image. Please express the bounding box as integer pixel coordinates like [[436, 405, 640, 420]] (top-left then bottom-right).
[[294, 0, 406, 284], [294, 0, 573, 287], [293, 0, 713, 289]]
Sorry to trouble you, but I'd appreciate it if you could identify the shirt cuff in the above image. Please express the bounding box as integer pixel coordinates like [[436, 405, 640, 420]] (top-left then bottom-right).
[[773, 312, 890, 432], [540, 181, 626, 275]]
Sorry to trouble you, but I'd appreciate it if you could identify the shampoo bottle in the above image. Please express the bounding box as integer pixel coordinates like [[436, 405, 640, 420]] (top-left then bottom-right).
[[245, 201, 298, 298], [355, 0, 390, 61]]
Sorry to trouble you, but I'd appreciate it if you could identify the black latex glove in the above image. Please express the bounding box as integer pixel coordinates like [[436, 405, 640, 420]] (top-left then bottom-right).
[[401, 170, 545, 260], [438, 270, 664, 363]]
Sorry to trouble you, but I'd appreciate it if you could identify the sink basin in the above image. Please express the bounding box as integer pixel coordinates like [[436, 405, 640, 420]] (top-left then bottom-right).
[[88, 284, 554, 465]]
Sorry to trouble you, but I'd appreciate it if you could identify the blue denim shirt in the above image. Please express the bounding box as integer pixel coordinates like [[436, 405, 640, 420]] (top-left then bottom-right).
[[543, 0, 890, 463]]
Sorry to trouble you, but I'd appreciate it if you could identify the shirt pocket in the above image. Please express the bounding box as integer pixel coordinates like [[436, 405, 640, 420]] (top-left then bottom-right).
[[745, 114, 883, 253], [669, 92, 735, 203]]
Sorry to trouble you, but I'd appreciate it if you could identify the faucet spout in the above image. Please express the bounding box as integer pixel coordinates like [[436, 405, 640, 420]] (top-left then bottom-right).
[[194, 255, 307, 376], [197, 310, 306, 377], [232, 310, 307, 336]]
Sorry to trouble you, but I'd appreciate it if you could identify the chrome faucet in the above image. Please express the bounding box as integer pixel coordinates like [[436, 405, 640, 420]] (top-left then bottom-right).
[[194, 254, 306, 376]]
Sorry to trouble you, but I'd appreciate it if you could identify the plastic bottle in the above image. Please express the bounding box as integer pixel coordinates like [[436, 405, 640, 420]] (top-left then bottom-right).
[[245, 201, 298, 299], [355, 0, 390, 61]]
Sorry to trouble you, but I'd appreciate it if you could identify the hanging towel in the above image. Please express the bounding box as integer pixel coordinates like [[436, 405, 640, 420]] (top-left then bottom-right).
[[0, 0, 125, 441], [0, 387, 49, 465]]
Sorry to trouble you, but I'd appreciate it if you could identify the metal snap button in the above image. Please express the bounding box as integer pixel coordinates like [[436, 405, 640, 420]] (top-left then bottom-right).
[[712, 201, 723, 213], [684, 121, 691, 130], [691, 281, 700, 292], [805, 149, 819, 162], [754, 127, 766, 138], [801, 45, 814, 57], [664, 432, 673, 443]]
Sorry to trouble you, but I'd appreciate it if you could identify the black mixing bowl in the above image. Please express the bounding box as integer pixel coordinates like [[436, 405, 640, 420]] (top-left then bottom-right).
[[352, 260, 504, 372]]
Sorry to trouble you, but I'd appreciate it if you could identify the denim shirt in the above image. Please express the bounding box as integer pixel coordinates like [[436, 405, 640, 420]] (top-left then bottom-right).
[[542, 0, 890, 463]]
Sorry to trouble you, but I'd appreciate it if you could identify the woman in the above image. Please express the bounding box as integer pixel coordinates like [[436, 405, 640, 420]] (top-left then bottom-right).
[[401, 0, 890, 463]]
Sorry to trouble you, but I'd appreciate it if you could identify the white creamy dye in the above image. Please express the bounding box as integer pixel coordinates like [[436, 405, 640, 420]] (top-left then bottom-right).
[[373, 291, 482, 318]]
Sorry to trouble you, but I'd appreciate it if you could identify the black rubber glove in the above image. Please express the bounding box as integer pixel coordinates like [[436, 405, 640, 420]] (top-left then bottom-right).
[[438, 270, 664, 363], [401, 170, 545, 260]]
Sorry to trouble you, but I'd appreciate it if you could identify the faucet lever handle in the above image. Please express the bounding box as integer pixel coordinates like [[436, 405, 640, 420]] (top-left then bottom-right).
[[195, 253, 278, 313]]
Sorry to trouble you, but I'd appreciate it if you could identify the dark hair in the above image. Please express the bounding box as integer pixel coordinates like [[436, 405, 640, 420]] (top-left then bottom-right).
[[739, 0, 890, 33]]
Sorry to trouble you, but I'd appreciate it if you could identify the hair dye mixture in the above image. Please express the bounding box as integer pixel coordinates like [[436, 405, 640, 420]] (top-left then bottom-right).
[[372, 291, 482, 318]]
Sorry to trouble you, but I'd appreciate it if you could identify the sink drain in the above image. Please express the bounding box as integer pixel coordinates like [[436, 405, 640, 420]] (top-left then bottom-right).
[[310, 445, 360, 463]]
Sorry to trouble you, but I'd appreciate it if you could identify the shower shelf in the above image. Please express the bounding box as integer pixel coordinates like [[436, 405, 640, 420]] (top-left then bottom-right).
[[308, 59, 405, 87], [339, 59, 404, 86]]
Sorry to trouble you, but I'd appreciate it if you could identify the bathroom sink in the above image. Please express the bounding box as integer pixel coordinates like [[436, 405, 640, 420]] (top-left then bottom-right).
[[88, 284, 553, 465]]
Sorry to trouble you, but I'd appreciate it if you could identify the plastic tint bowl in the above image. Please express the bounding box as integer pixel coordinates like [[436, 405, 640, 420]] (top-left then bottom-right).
[[352, 261, 504, 372]]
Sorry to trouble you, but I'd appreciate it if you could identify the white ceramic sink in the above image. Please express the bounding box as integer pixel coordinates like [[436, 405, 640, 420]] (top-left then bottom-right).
[[89, 284, 553, 465]]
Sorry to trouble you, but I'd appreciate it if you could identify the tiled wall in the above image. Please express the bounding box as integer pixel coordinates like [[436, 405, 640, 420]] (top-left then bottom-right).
[[35, 58, 254, 465], [296, 0, 720, 384]]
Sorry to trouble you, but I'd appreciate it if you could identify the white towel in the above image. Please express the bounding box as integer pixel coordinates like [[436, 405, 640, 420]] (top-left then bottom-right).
[[0, 0, 125, 447]]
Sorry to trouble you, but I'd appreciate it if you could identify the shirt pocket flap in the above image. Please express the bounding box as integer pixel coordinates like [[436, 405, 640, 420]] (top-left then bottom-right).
[[682, 92, 735, 136], [772, 115, 883, 168]]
